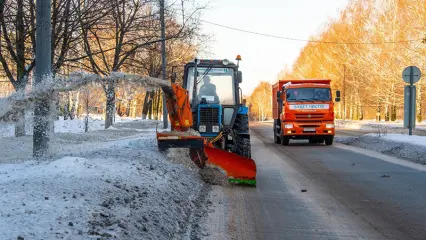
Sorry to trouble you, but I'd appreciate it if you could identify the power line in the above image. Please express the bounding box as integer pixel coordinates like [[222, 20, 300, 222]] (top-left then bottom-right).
[[198, 19, 423, 45]]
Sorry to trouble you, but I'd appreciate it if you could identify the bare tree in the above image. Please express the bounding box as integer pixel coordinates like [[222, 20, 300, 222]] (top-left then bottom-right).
[[0, 0, 110, 136], [78, 0, 202, 128]]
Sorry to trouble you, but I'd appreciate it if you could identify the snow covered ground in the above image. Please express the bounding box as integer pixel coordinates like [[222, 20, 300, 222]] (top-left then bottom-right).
[[0, 120, 210, 239], [335, 133, 426, 165], [335, 119, 426, 132], [0, 114, 152, 137]]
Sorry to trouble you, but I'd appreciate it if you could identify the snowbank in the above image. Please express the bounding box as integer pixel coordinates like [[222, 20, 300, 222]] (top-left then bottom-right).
[[336, 120, 426, 132], [0, 121, 205, 239], [382, 134, 426, 147], [335, 134, 426, 165]]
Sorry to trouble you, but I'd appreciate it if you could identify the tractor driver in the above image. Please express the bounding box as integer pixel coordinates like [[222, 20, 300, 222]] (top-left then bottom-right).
[[199, 75, 219, 103]]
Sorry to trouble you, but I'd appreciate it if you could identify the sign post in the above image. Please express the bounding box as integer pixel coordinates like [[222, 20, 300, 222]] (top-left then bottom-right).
[[402, 66, 421, 135]]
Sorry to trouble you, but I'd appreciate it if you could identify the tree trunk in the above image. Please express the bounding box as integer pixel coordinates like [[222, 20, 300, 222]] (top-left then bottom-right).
[[359, 105, 364, 121], [148, 96, 153, 120], [142, 91, 152, 119], [384, 102, 389, 122], [105, 84, 115, 129], [147, 90, 155, 119], [117, 101, 123, 117], [74, 92, 80, 119], [391, 105, 396, 121], [376, 104, 381, 122], [155, 89, 161, 120], [63, 95, 69, 120], [85, 91, 89, 132], [126, 101, 131, 117], [14, 0, 26, 137]]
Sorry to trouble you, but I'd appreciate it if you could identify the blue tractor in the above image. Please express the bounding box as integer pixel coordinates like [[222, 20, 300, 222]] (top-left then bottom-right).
[[182, 56, 251, 159]]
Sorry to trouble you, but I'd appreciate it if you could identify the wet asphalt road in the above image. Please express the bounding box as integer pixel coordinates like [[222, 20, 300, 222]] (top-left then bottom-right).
[[201, 123, 426, 240]]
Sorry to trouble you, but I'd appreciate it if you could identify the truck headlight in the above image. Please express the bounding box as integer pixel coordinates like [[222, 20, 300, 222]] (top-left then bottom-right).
[[326, 124, 335, 129], [212, 125, 220, 132], [199, 125, 206, 132], [284, 124, 294, 129]]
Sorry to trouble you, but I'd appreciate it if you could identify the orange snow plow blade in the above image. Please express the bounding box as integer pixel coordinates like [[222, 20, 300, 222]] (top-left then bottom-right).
[[204, 146, 257, 186], [156, 131, 257, 186]]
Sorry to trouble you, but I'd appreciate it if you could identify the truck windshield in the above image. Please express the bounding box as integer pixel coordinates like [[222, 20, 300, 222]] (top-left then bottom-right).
[[186, 67, 235, 105], [286, 88, 331, 102]]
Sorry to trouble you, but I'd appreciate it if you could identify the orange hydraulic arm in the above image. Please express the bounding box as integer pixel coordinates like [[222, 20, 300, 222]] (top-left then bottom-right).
[[157, 83, 257, 186], [161, 83, 193, 131]]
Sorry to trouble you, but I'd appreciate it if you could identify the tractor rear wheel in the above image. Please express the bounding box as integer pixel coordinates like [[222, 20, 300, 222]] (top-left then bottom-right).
[[235, 136, 251, 158]]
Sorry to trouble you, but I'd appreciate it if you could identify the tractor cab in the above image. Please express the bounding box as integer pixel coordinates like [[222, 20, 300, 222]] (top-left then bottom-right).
[[183, 56, 245, 139], [157, 55, 255, 185]]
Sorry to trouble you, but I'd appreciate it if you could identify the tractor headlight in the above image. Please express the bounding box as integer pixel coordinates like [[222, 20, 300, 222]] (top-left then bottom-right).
[[222, 59, 229, 65], [199, 125, 206, 132], [212, 125, 220, 132], [326, 124, 335, 128], [284, 124, 294, 129]]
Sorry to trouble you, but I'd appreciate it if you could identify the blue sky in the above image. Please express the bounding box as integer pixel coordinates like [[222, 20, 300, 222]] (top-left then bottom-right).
[[196, 0, 350, 95]]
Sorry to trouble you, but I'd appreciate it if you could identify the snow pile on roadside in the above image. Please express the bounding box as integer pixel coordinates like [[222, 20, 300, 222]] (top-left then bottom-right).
[[335, 134, 426, 165], [382, 134, 426, 147], [0, 133, 204, 239], [336, 120, 426, 132]]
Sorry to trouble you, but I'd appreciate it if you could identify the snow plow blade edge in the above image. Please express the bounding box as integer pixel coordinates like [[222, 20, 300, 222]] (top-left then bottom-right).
[[204, 146, 257, 186]]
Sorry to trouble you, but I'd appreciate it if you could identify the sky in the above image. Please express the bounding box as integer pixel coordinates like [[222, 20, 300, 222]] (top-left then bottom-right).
[[196, 0, 350, 96]]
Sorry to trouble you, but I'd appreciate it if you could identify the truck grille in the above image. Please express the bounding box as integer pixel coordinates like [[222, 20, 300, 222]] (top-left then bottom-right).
[[199, 108, 219, 124], [295, 114, 324, 122]]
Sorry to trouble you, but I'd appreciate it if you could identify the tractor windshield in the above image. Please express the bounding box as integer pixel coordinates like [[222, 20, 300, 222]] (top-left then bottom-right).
[[286, 88, 331, 102], [186, 67, 235, 105]]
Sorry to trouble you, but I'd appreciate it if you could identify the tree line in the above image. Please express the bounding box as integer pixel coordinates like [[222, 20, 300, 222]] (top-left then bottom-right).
[[277, 0, 426, 122], [0, 0, 207, 136], [249, 0, 426, 122]]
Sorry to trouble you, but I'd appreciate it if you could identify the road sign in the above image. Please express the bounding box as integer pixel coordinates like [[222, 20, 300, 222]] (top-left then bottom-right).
[[402, 66, 421, 84], [402, 66, 421, 135], [404, 86, 416, 129]]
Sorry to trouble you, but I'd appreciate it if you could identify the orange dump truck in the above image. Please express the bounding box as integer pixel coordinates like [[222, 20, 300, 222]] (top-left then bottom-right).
[[272, 79, 340, 145]]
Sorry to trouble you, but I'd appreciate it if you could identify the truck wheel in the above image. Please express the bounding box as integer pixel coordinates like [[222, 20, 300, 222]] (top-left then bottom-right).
[[280, 131, 289, 146], [273, 121, 280, 144], [325, 136, 334, 146]]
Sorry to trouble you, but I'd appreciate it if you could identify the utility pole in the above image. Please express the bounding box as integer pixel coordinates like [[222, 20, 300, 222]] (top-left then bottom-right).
[[343, 64, 346, 121], [33, 0, 52, 158], [160, 0, 168, 129]]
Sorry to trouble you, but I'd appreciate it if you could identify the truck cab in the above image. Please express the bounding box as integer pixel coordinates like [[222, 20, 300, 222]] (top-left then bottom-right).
[[272, 79, 340, 145]]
